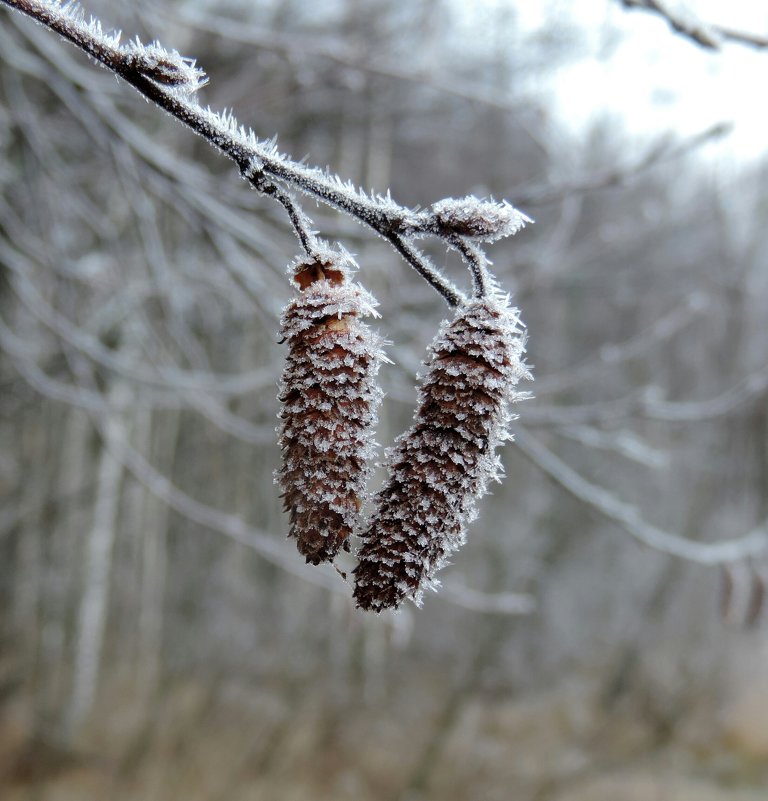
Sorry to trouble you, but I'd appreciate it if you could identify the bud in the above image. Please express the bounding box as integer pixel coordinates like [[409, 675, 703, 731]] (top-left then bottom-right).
[[123, 41, 207, 93], [353, 294, 531, 611], [430, 196, 532, 242], [276, 254, 386, 565]]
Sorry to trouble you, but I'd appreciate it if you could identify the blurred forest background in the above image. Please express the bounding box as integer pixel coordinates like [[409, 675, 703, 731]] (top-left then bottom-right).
[[1, 1, 768, 799]]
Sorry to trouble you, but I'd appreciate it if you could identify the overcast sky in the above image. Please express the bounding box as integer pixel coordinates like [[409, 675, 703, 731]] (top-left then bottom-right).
[[560, 1, 767, 162], [459, 0, 768, 166]]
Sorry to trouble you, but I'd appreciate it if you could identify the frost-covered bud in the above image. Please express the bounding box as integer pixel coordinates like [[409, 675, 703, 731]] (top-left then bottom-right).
[[123, 41, 207, 93], [276, 254, 386, 565], [431, 196, 532, 242], [353, 294, 531, 611]]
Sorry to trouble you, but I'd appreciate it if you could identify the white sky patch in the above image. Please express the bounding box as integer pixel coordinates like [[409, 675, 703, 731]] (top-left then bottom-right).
[[544, 0, 768, 164], [455, 0, 768, 165]]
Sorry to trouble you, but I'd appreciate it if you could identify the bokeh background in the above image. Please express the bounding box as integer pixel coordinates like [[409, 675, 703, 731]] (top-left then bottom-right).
[[1, 1, 768, 799]]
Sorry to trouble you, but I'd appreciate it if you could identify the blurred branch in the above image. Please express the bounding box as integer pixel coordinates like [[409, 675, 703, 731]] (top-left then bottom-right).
[[0, 482, 95, 540], [527, 363, 768, 426], [620, 0, 768, 51], [534, 293, 709, 394], [146, 1, 540, 116], [0, 191, 282, 443], [553, 425, 669, 469], [0, 0, 531, 305], [0, 279, 277, 445], [0, 316, 133, 412], [643, 364, 768, 421], [0, 238, 275, 396], [720, 562, 767, 627], [442, 583, 535, 615], [514, 427, 768, 564], [515, 122, 732, 207], [524, 393, 644, 427]]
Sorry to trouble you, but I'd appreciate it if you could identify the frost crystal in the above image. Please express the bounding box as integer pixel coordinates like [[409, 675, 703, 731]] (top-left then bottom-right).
[[276, 253, 386, 564], [431, 196, 532, 242], [353, 294, 531, 611]]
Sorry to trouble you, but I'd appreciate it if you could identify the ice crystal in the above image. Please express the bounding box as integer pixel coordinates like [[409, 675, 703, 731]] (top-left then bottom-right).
[[25, 0, 123, 53], [353, 293, 531, 611], [276, 253, 386, 565]]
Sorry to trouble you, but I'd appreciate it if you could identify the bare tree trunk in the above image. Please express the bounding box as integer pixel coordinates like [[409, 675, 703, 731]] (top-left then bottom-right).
[[64, 380, 132, 737], [13, 415, 46, 666], [44, 407, 91, 722], [136, 406, 179, 707]]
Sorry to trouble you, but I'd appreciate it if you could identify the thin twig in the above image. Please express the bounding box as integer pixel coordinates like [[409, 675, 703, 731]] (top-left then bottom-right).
[[385, 233, 465, 308], [243, 167, 320, 258], [620, 0, 768, 51], [447, 236, 491, 299]]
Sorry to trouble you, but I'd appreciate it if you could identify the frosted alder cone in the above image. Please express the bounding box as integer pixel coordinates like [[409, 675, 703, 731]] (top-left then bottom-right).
[[276, 252, 386, 565], [353, 294, 531, 611]]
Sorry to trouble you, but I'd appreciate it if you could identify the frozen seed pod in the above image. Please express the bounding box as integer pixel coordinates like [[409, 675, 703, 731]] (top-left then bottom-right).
[[276, 252, 386, 565], [353, 293, 531, 611]]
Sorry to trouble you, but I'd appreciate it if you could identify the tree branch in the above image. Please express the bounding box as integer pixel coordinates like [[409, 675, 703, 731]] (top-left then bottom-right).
[[0, 0, 531, 305]]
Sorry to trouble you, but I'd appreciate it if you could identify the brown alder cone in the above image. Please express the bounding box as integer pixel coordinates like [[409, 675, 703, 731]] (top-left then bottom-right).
[[276, 252, 386, 565], [353, 293, 530, 611]]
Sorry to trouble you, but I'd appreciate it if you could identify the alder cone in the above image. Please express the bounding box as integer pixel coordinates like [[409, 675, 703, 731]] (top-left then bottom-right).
[[276, 256, 385, 565], [353, 294, 530, 611]]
